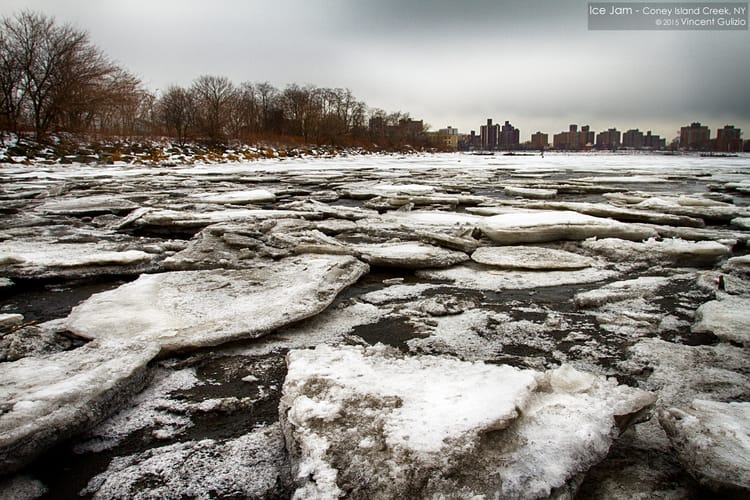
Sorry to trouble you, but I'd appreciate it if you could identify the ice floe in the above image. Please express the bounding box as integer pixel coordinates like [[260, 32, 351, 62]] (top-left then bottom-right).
[[189, 189, 276, 204], [66, 255, 369, 352], [477, 210, 655, 244], [353, 242, 468, 269], [472, 245, 594, 270], [82, 424, 289, 499], [0, 340, 159, 474], [659, 400, 750, 493], [582, 237, 731, 267], [280, 344, 655, 499], [0, 241, 159, 279], [692, 296, 750, 346], [417, 262, 616, 290]]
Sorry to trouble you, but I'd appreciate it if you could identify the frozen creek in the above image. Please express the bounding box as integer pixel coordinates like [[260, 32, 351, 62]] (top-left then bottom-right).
[[1, 152, 750, 499]]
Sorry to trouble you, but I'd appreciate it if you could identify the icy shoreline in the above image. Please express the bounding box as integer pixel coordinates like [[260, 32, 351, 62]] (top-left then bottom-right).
[[1, 152, 750, 498]]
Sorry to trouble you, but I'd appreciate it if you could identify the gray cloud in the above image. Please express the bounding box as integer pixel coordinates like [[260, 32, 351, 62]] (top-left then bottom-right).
[[0, 0, 748, 139]]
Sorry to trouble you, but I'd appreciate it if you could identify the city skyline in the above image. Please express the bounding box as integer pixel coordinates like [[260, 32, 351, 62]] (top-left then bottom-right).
[[1, 0, 748, 140]]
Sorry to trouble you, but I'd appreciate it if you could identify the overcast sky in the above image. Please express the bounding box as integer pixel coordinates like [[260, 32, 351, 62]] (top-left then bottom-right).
[[2, 0, 748, 140]]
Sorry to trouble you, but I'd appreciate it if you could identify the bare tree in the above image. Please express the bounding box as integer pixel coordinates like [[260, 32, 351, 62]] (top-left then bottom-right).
[[191, 75, 235, 144], [0, 25, 25, 139], [255, 81, 277, 132], [159, 85, 194, 146], [2, 11, 124, 140]]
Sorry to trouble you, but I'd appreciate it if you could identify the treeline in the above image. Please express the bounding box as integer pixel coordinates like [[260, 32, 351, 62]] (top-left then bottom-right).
[[0, 11, 428, 148]]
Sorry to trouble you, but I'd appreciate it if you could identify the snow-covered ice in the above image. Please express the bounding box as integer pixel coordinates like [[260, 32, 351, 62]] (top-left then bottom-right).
[[417, 262, 617, 290], [472, 245, 594, 270], [280, 344, 655, 499], [0, 241, 158, 279], [582, 237, 731, 267], [66, 255, 369, 353], [659, 400, 750, 492], [82, 424, 289, 499], [692, 296, 750, 346], [1, 152, 749, 497], [0, 340, 159, 474], [353, 241, 469, 268], [477, 210, 655, 244], [190, 189, 276, 204]]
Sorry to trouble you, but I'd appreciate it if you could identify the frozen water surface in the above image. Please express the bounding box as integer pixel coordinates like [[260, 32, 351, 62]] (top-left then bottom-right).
[[1, 152, 749, 498]]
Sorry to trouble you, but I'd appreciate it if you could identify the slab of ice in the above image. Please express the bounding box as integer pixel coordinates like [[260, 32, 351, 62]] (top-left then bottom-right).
[[0, 475, 47, 499], [417, 262, 616, 290], [525, 201, 705, 228], [582, 237, 730, 267], [0, 314, 23, 330], [280, 344, 655, 499], [504, 186, 558, 199], [725, 255, 750, 273], [622, 338, 750, 406], [354, 242, 468, 269], [0, 241, 156, 279], [608, 194, 748, 223], [66, 255, 369, 353], [82, 424, 288, 499], [472, 245, 594, 270], [575, 276, 672, 308], [346, 183, 437, 198], [190, 189, 276, 204], [0, 340, 160, 474], [132, 208, 315, 228], [477, 211, 655, 244], [692, 297, 750, 346], [659, 400, 750, 492], [39, 195, 138, 215]]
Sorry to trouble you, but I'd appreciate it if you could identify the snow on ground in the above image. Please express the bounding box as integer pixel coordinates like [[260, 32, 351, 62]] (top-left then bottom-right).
[[280, 344, 655, 499], [0, 340, 160, 474], [659, 400, 750, 491], [66, 255, 369, 353]]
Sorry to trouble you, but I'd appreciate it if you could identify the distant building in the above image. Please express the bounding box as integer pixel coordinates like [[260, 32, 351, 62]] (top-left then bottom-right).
[[579, 125, 595, 148], [436, 126, 460, 150], [643, 131, 666, 150], [596, 128, 621, 149], [480, 119, 499, 150], [680, 122, 710, 150], [716, 125, 742, 152], [531, 131, 549, 149], [553, 124, 593, 150], [622, 129, 645, 149], [499, 121, 520, 150]]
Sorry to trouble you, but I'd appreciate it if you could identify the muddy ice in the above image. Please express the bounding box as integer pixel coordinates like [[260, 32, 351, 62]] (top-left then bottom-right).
[[1, 152, 750, 499]]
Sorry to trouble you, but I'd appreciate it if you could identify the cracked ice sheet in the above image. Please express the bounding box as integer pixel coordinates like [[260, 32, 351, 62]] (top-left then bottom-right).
[[417, 262, 617, 290]]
